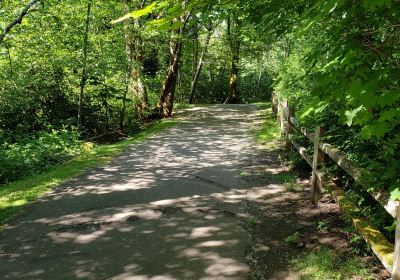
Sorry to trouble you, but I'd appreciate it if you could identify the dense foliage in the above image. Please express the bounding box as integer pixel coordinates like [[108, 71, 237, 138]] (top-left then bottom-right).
[[0, 0, 271, 183], [266, 1, 400, 200], [0, 128, 82, 184]]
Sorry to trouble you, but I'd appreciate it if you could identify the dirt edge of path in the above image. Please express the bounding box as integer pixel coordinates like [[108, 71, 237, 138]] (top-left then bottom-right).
[[239, 145, 390, 279]]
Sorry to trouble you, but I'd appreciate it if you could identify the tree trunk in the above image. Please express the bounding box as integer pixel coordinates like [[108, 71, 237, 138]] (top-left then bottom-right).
[[157, 28, 184, 118], [119, 70, 129, 130], [189, 27, 212, 104], [191, 18, 199, 82], [225, 48, 240, 104], [209, 63, 214, 96], [103, 90, 109, 129], [256, 52, 265, 94], [122, 0, 147, 120], [78, 1, 91, 127], [119, 1, 132, 130], [130, 31, 147, 114], [6, 44, 13, 78], [176, 64, 182, 102], [224, 15, 241, 104], [220, 60, 227, 82]]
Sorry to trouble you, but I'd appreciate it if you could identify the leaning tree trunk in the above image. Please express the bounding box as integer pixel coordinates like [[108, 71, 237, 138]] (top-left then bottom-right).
[[157, 14, 188, 119], [157, 32, 183, 118], [224, 15, 242, 104], [189, 27, 212, 104]]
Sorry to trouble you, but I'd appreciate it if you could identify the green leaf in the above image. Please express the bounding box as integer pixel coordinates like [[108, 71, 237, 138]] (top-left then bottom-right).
[[390, 187, 400, 201], [348, 79, 363, 99], [384, 221, 396, 233], [111, 2, 158, 24], [321, 0, 346, 14], [296, 18, 317, 37], [111, 13, 132, 24], [147, 18, 172, 31], [171, 21, 184, 30], [377, 91, 400, 107], [378, 108, 400, 123], [363, 0, 391, 11], [300, 107, 314, 119], [344, 106, 363, 126], [130, 2, 159, 18], [315, 102, 328, 113]]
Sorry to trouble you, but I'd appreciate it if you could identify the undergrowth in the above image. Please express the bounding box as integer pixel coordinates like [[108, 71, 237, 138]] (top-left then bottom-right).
[[251, 102, 282, 149], [0, 120, 177, 225]]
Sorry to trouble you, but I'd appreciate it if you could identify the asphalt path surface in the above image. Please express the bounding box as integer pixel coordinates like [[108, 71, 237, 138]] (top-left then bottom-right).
[[0, 105, 300, 279]]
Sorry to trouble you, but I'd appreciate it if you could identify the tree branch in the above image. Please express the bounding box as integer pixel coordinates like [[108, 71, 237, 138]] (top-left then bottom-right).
[[0, 0, 40, 44]]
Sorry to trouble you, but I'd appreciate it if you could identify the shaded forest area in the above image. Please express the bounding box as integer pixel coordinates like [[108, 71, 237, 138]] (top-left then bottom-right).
[[1, 0, 400, 239]]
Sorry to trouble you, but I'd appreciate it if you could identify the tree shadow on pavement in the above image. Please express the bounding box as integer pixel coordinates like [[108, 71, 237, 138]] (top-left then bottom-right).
[[0, 105, 315, 279]]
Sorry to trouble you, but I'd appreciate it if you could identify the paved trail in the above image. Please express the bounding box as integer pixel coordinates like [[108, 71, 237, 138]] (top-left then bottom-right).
[[0, 105, 301, 279]]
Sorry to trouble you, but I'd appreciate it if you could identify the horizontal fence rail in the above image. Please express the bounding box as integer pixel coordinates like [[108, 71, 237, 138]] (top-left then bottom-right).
[[271, 93, 400, 278]]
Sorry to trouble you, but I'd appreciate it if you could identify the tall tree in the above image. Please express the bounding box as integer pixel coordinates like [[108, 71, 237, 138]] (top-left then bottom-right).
[[191, 15, 199, 85], [157, 15, 189, 118], [77, 1, 92, 127], [256, 51, 266, 94], [224, 13, 242, 104], [189, 23, 213, 104], [122, 0, 148, 121]]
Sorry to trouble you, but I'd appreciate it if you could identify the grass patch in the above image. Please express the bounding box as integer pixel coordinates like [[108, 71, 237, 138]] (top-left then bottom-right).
[[272, 171, 296, 184], [241, 168, 303, 192], [292, 246, 373, 279], [272, 171, 304, 192], [0, 120, 177, 225], [251, 102, 281, 149], [284, 179, 304, 192]]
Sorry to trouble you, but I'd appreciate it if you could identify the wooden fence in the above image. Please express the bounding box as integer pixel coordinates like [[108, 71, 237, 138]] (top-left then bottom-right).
[[271, 93, 400, 278]]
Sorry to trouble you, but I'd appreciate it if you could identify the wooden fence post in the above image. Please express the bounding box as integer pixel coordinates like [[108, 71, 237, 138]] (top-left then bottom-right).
[[393, 206, 400, 279], [286, 103, 295, 150], [271, 92, 277, 115], [280, 100, 287, 135], [277, 100, 281, 122], [311, 126, 323, 204], [317, 127, 325, 165]]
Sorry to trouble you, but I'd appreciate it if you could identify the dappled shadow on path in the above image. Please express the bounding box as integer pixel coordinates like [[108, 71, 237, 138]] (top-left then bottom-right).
[[0, 105, 304, 279]]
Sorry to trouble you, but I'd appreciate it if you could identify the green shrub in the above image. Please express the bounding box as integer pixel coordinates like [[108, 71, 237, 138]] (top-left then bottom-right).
[[0, 128, 82, 184]]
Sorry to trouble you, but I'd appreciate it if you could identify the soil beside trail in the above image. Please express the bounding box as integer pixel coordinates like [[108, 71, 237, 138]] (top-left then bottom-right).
[[0, 104, 386, 279]]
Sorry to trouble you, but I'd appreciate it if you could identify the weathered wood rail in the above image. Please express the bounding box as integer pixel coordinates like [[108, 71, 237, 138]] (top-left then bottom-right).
[[271, 93, 400, 278]]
